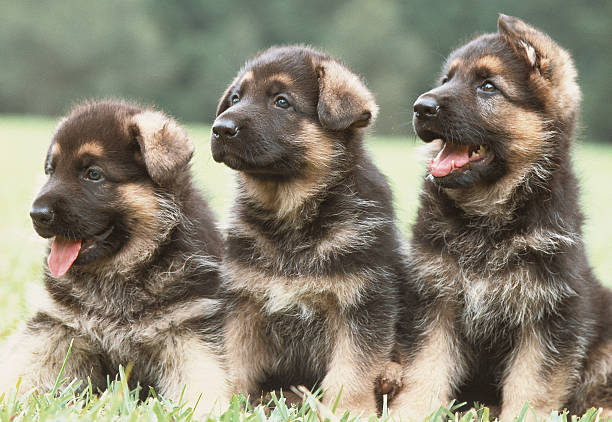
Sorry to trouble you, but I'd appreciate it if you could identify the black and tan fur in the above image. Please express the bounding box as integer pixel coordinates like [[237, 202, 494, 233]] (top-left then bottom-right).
[[0, 100, 227, 413], [210, 46, 408, 415], [391, 15, 612, 420]]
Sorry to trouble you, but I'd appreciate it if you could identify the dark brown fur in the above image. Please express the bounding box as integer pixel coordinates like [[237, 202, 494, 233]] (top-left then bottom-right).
[[391, 15, 612, 420], [0, 100, 228, 413], [211, 45, 407, 415]]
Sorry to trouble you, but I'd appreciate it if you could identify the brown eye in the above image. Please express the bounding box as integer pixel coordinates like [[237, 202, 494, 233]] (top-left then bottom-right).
[[85, 167, 104, 182], [274, 96, 290, 109], [479, 81, 497, 93], [441, 76, 449, 84]]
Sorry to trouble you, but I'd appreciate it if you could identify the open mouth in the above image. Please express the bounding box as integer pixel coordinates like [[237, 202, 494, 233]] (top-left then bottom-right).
[[47, 226, 114, 277], [429, 141, 495, 178]]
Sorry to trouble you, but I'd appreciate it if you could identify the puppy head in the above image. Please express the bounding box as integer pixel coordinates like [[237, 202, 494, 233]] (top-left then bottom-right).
[[30, 100, 190, 277], [412, 15, 580, 195], [210, 45, 377, 180]]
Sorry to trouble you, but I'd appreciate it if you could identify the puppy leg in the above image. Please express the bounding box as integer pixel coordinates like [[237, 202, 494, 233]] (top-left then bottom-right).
[[320, 325, 381, 417], [223, 302, 273, 400], [156, 334, 229, 417], [499, 329, 573, 421], [390, 320, 463, 421], [572, 341, 612, 415], [0, 315, 105, 394]]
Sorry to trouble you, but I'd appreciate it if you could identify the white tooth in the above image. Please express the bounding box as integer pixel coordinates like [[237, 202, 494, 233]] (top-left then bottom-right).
[[451, 160, 456, 170], [433, 146, 445, 163]]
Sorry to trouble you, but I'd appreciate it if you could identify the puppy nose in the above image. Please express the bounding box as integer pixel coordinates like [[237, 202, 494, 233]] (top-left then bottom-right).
[[30, 204, 55, 227], [414, 95, 440, 119], [212, 119, 239, 139]]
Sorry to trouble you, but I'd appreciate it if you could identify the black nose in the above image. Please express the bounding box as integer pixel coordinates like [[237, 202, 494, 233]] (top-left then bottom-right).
[[414, 95, 440, 119], [212, 119, 239, 139], [30, 204, 55, 227]]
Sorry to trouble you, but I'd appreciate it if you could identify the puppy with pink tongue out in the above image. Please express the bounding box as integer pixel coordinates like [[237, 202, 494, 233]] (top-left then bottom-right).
[[0, 100, 228, 413]]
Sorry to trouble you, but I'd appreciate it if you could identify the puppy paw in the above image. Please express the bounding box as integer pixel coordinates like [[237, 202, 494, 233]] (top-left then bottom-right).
[[375, 361, 404, 400]]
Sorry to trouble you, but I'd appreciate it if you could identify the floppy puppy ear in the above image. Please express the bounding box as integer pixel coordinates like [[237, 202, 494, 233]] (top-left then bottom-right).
[[315, 59, 378, 131], [498, 14, 552, 79], [128, 110, 194, 185]]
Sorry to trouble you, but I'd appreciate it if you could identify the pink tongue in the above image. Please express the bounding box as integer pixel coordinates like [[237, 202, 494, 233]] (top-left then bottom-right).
[[47, 237, 82, 277], [430, 142, 471, 178]]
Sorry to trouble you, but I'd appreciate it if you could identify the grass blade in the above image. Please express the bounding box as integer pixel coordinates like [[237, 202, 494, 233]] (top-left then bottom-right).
[[50, 338, 74, 397]]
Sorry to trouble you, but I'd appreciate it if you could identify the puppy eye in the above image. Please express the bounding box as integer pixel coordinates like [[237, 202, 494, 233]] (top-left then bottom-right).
[[441, 76, 449, 85], [85, 167, 104, 182], [45, 166, 55, 176], [479, 81, 497, 93], [231, 94, 240, 105], [274, 96, 290, 109]]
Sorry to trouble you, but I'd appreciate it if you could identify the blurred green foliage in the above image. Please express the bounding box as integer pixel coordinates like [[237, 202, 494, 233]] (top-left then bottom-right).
[[1, 0, 611, 141]]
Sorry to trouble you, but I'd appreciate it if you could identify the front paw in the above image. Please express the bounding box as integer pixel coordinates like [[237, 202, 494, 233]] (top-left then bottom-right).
[[376, 361, 404, 401]]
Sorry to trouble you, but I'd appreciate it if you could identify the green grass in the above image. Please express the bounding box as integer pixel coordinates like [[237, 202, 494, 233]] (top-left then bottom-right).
[[0, 372, 607, 422], [1, 115, 611, 421]]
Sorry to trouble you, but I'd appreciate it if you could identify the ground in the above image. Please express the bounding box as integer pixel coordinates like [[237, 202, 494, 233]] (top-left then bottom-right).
[[1, 116, 611, 421]]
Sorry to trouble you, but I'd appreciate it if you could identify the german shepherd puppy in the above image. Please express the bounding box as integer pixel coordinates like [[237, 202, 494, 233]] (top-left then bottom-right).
[[210, 46, 407, 415], [390, 15, 612, 420], [0, 100, 227, 412]]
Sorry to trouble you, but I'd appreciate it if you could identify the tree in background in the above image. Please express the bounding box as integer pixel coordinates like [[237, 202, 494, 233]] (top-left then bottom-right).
[[1, 0, 610, 142]]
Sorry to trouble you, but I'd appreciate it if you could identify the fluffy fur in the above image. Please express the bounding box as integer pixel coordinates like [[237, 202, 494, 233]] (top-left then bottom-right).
[[391, 15, 612, 420], [211, 45, 407, 415], [0, 100, 228, 414]]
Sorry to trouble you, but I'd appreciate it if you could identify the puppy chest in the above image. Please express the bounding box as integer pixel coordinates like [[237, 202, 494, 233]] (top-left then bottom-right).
[[224, 260, 371, 314], [415, 249, 567, 330], [460, 268, 570, 339]]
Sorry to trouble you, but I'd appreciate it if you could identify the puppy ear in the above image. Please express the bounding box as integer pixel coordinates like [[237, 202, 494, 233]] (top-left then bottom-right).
[[498, 14, 552, 78], [315, 59, 378, 131], [128, 110, 194, 185]]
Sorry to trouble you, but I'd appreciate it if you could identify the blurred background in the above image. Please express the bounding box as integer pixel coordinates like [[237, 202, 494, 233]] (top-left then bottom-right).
[[1, 1, 611, 334], [1, 0, 611, 141]]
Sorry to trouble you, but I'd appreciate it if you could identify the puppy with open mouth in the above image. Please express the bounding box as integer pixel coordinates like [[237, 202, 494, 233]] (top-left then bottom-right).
[[391, 15, 612, 420], [211, 45, 412, 415], [0, 100, 228, 413]]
